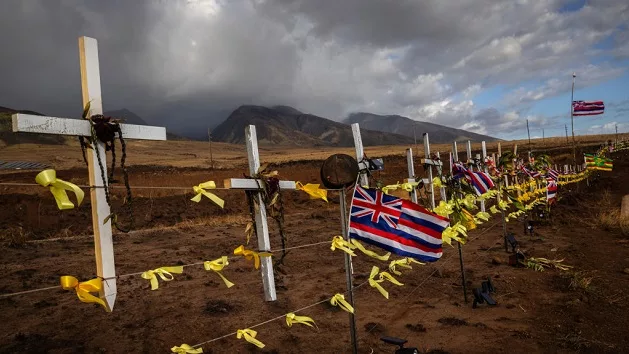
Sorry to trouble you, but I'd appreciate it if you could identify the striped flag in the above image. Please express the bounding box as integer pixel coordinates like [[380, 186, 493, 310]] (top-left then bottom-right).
[[547, 178, 557, 204], [584, 153, 613, 171], [520, 165, 541, 179], [349, 186, 449, 262], [451, 162, 495, 195], [547, 168, 559, 181], [572, 101, 605, 116]]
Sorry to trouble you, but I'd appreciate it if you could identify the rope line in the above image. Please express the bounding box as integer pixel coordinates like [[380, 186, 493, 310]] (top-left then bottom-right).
[[0, 182, 342, 191]]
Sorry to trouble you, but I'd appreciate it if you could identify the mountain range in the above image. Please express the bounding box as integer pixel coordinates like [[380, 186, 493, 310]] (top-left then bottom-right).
[[1, 104, 497, 147]]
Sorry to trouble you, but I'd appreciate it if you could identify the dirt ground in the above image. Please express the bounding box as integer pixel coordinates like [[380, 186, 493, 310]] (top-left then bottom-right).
[[1, 143, 629, 353]]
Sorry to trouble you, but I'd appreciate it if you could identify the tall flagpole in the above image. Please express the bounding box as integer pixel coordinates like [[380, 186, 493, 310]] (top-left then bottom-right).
[[571, 72, 576, 164]]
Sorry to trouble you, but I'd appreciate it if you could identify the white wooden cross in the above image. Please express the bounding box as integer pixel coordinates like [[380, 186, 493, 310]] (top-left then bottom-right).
[[479, 141, 488, 212], [11, 36, 167, 312], [436, 152, 447, 202], [405, 148, 418, 203], [420, 133, 441, 209], [351, 123, 369, 186], [466, 140, 472, 163], [223, 125, 297, 302]]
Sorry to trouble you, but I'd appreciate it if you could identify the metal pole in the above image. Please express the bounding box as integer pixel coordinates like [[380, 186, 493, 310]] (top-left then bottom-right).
[[571, 73, 576, 164], [526, 119, 531, 151], [339, 188, 358, 354], [542, 129, 545, 147], [208, 128, 214, 169], [457, 242, 468, 303], [565, 125, 569, 144]]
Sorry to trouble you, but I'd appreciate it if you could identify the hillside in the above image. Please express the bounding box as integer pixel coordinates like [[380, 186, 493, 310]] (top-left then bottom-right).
[[212, 105, 415, 147], [0, 106, 66, 146], [346, 112, 499, 143]]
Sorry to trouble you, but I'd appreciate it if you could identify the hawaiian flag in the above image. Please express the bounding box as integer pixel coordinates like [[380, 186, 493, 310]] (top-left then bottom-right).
[[572, 100, 605, 116], [349, 186, 449, 262], [546, 178, 558, 204], [451, 162, 495, 195], [520, 165, 541, 178], [547, 168, 559, 182]]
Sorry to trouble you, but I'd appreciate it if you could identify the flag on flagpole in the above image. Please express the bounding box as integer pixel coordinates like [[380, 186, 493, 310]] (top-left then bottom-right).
[[349, 186, 449, 262], [572, 101, 605, 116]]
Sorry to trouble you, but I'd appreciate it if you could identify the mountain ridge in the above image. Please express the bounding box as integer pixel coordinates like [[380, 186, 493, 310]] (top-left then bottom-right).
[[345, 112, 499, 143], [212, 105, 415, 147]]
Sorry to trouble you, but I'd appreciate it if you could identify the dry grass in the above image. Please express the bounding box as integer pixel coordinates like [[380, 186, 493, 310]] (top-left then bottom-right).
[[595, 190, 629, 236], [568, 271, 595, 291], [2, 132, 626, 172]]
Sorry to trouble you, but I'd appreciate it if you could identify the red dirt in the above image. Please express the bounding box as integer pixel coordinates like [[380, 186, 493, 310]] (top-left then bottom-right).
[[1, 149, 629, 353]]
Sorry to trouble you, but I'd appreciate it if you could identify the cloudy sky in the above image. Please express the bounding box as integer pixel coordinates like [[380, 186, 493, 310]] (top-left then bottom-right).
[[1, 0, 628, 140]]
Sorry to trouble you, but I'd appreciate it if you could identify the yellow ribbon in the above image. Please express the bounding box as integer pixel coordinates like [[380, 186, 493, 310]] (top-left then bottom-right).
[[141, 266, 184, 290], [330, 293, 354, 313], [382, 181, 418, 195], [233, 245, 272, 270], [203, 256, 234, 288], [60, 275, 107, 310], [190, 181, 225, 208], [286, 312, 317, 328], [171, 344, 203, 353], [330, 236, 390, 260], [388, 257, 424, 276], [236, 329, 265, 348], [36, 169, 84, 210], [368, 266, 404, 299], [296, 182, 328, 202]]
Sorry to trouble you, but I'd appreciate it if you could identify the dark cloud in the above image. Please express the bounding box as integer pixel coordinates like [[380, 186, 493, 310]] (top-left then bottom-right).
[[0, 0, 627, 138]]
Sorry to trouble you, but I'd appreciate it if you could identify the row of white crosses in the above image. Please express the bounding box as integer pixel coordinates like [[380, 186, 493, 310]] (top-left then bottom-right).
[[12, 36, 299, 306]]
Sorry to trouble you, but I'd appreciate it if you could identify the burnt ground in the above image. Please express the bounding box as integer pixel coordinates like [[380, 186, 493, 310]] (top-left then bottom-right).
[[0, 149, 628, 353]]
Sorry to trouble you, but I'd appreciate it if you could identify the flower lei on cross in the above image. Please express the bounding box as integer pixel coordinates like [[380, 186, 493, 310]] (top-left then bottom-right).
[[244, 164, 289, 267], [79, 101, 134, 232]]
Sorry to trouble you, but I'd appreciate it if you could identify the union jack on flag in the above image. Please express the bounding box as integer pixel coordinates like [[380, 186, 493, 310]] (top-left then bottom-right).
[[351, 186, 403, 228]]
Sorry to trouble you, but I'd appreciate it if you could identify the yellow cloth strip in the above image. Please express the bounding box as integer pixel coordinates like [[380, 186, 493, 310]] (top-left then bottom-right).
[[368, 266, 404, 299], [236, 329, 265, 348], [296, 182, 328, 202], [286, 312, 317, 328], [36, 169, 84, 210], [388, 257, 424, 276], [203, 256, 234, 288], [141, 266, 184, 290], [171, 344, 203, 353], [60, 276, 107, 310], [191, 181, 225, 208], [330, 236, 390, 260], [233, 245, 272, 270], [330, 293, 354, 313]]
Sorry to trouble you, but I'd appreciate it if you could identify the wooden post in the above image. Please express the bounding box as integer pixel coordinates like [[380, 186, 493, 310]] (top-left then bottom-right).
[[498, 142, 502, 157], [423, 134, 435, 209], [452, 142, 459, 162], [339, 188, 358, 354], [351, 123, 368, 187], [406, 148, 418, 204], [466, 140, 472, 162], [12, 37, 167, 311]]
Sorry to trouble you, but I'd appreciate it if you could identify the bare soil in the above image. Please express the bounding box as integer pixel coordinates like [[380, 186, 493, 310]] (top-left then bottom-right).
[[0, 144, 628, 353]]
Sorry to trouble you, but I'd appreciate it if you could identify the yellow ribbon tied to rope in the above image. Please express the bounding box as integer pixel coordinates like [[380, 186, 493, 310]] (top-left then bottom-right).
[[171, 344, 203, 354], [368, 266, 404, 299], [233, 245, 272, 270], [296, 182, 328, 202], [286, 312, 317, 328], [490, 205, 500, 214], [203, 256, 234, 288], [36, 169, 84, 210], [190, 181, 225, 208], [388, 257, 424, 276], [236, 329, 265, 348], [330, 293, 354, 313], [330, 236, 390, 261], [60, 275, 107, 310], [141, 266, 184, 290]]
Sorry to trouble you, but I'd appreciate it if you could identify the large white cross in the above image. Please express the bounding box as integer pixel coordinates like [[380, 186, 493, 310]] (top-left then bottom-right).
[[12, 37, 167, 311], [420, 133, 441, 209], [223, 125, 297, 302]]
